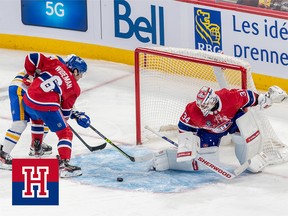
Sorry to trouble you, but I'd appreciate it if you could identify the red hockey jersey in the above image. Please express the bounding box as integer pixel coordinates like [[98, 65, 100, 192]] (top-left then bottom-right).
[[24, 53, 65, 76], [23, 54, 80, 112], [179, 88, 258, 134]]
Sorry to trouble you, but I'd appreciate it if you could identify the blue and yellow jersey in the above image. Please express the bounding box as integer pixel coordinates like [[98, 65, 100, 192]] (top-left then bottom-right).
[[11, 55, 65, 92], [10, 70, 30, 92]]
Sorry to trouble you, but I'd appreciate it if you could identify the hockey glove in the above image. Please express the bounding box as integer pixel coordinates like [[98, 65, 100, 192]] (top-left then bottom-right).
[[258, 93, 272, 109], [23, 74, 32, 87], [71, 111, 91, 128], [258, 86, 287, 109]]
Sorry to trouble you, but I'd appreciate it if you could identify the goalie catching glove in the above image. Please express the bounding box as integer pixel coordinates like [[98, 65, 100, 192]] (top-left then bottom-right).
[[71, 111, 91, 128], [258, 85, 287, 109]]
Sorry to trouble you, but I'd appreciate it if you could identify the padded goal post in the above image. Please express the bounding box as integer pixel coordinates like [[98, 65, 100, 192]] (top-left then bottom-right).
[[135, 47, 256, 144]]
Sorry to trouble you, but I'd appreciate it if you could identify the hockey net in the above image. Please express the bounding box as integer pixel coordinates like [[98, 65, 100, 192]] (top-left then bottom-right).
[[135, 47, 287, 163]]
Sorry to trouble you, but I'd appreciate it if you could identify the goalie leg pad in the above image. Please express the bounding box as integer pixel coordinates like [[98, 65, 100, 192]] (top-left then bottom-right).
[[233, 133, 249, 165], [152, 147, 220, 172], [170, 147, 220, 171], [153, 149, 194, 171], [235, 110, 262, 162], [248, 152, 269, 173], [177, 132, 199, 162], [167, 148, 197, 171], [152, 149, 197, 172], [233, 134, 269, 173], [152, 150, 170, 171]]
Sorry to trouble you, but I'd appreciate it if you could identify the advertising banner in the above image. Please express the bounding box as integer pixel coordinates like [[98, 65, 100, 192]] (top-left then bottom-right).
[[0, 0, 287, 78]]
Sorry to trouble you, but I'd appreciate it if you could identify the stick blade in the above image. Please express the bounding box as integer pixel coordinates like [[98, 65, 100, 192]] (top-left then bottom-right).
[[90, 143, 107, 152]]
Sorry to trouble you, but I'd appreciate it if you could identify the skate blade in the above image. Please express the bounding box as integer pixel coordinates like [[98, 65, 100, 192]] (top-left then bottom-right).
[[0, 162, 12, 170], [60, 170, 82, 178]]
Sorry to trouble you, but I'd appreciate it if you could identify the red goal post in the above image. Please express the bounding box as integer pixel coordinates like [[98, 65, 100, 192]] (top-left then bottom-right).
[[134, 47, 256, 145]]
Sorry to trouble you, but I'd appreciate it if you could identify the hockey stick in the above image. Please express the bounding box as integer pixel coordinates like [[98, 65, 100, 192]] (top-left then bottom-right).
[[88, 124, 153, 162], [144, 125, 249, 179], [70, 125, 107, 152]]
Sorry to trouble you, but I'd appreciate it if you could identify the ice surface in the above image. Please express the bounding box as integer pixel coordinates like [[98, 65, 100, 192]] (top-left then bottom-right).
[[0, 48, 287, 215]]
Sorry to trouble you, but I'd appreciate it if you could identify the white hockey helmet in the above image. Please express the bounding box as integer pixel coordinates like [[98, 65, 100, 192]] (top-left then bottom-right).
[[196, 86, 219, 116]]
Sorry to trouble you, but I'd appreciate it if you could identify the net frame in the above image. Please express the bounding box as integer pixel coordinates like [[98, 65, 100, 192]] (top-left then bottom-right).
[[135, 47, 258, 144]]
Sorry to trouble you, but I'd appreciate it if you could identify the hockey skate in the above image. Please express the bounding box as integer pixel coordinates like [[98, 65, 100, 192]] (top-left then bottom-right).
[[0, 150, 12, 170], [57, 155, 82, 178], [29, 142, 52, 157]]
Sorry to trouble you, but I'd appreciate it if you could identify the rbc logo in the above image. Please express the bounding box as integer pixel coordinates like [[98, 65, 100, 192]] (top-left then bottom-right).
[[12, 158, 59, 205], [194, 8, 222, 53], [114, 0, 165, 45]]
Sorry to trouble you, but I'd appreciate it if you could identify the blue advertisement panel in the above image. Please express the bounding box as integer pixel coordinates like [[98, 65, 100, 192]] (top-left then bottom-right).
[[194, 7, 222, 53], [21, 0, 88, 32]]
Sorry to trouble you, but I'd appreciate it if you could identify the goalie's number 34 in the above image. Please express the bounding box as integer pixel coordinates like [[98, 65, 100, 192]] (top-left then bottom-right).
[[181, 112, 190, 123]]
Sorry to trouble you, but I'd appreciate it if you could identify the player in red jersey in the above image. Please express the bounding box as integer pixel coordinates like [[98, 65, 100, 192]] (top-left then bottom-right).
[[22, 53, 90, 177], [152, 85, 288, 173], [0, 70, 53, 170], [0, 54, 66, 170], [178, 87, 258, 145]]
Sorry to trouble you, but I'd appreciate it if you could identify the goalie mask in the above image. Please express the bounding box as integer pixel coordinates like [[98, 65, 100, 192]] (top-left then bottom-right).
[[196, 86, 219, 117]]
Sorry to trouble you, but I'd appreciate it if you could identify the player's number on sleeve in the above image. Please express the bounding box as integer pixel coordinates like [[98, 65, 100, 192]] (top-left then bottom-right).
[[181, 112, 190, 123], [46, 1, 64, 17], [40, 76, 63, 93]]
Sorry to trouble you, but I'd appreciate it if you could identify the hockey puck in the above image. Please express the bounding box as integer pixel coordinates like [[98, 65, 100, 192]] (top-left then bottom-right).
[[117, 177, 123, 182]]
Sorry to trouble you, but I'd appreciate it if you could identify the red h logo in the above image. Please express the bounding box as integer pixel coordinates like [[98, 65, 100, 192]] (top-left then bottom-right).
[[22, 166, 49, 198], [12, 158, 59, 205]]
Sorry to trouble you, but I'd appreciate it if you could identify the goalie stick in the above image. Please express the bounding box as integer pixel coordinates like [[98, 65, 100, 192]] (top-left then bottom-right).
[[70, 125, 107, 152], [144, 125, 250, 180], [88, 124, 153, 162]]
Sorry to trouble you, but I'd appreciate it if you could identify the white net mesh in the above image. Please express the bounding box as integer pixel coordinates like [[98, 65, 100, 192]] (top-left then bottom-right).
[[252, 108, 288, 164], [136, 47, 255, 143]]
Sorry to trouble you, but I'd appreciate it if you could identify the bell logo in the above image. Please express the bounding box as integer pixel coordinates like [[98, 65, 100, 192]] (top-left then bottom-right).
[[12, 158, 59, 205], [114, 0, 165, 45]]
